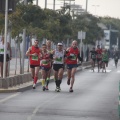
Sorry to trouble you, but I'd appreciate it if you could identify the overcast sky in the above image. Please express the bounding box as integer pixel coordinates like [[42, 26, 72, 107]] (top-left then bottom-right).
[[34, 0, 120, 18]]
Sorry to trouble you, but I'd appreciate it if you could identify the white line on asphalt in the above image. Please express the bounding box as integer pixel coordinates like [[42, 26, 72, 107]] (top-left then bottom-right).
[[0, 93, 20, 103], [89, 69, 111, 73], [27, 94, 58, 120]]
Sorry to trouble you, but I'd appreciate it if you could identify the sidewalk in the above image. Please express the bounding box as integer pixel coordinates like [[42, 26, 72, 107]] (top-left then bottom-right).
[[0, 64, 91, 93]]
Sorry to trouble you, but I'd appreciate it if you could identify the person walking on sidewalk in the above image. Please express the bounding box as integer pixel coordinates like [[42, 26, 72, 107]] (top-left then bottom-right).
[[46, 40, 53, 90], [26, 39, 41, 89], [40, 44, 52, 91], [65, 40, 82, 92], [53, 43, 65, 92], [0, 36, 12, 77]]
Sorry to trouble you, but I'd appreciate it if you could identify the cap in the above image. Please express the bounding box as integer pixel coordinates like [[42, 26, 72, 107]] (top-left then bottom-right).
[[57, 43, 63, 46]]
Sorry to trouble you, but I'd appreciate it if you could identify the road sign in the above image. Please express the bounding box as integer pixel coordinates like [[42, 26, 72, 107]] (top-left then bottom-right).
[[78, 31, 86, 39]]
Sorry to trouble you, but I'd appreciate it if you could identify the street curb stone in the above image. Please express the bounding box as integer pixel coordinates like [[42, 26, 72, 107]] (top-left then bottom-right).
[[0, 65, 91, 93]]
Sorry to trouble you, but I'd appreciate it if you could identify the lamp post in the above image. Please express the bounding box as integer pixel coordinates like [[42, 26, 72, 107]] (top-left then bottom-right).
[[92, 5, 99, 15], [3, 0, 8, 78], [86, 0, 88, 12], [53, 0, 55, 10], [45, 0, 47, 9], [36, 0, 38, 5]]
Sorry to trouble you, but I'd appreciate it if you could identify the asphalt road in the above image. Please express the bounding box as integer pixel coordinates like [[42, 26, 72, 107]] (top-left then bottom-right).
[[0, 59, 119, 120]]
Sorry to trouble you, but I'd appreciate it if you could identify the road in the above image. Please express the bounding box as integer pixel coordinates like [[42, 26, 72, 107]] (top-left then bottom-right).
[[0, 59, 119, 120]]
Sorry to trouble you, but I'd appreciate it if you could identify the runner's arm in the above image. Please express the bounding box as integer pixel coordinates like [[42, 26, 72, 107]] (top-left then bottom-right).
[[26, 47, 32, 56]]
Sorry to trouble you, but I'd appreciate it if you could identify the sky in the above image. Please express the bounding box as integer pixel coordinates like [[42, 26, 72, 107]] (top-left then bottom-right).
[[33, 0, 120, 19]]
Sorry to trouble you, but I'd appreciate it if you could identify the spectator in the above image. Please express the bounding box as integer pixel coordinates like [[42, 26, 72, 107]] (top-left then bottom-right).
[[0, 36, 12, 77]]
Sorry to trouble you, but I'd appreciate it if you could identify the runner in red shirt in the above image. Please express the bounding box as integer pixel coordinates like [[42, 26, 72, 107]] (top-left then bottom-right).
[[65, 40, 82, 92], [40, 44, 52, 91], [26, 40, 41, 89]]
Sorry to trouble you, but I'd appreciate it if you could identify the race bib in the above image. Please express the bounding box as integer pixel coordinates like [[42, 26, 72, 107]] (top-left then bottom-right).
[[92, 54, 96, 59], [41, 60, 48, 65], [70, 53, 76, 60], [56, 57, 62, 62], [32, 56, 38, 61], [0, 49, 4, 52]]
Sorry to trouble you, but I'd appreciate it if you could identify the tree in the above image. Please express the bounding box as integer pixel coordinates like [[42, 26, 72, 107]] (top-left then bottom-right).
[[72, 13, 104, 44]]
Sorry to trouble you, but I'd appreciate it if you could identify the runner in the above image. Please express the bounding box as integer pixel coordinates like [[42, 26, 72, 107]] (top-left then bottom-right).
[[90, 47, 97, 72], [96, 45, 102, 72], [101, 49, 109, 72], [26, 39, 41, 89], [53, 43, 65, 92], [40, 44, 52, 91], [65, 40, 82, 92], [46, 40, 53, 90], [113, 50, 119, 68]]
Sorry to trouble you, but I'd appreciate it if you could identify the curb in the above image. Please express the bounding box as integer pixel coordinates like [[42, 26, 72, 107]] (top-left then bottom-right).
[[0, 65, 91, 93]]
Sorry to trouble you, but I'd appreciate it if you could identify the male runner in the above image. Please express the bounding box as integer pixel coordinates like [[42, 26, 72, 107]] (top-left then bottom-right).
[[26, 40, 41, 89], [65, 40, 82, 92]]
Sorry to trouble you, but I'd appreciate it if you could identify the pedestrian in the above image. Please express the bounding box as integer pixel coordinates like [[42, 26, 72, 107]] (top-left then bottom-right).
[[40, 44, 52, 91], [26, 39, 41, 89], [0, 36, 12, 77], [65, 40, 82, 92], [53, 43, 65, 92], [46, 40, 53, 90]]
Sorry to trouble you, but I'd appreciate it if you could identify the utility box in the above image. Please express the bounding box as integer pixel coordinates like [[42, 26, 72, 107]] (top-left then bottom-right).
[[0, 0, 16, 14]]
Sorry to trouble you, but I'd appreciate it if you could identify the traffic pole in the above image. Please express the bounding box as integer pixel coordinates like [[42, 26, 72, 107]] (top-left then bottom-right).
[[36, 0, 38, 5], [3, 0, 8, 78], [118, 81, 120, 119], [21, 29, 26, 74], [80, 30, 83, 57], [53, 0, 55, 10], [45, 0, 47, 9]]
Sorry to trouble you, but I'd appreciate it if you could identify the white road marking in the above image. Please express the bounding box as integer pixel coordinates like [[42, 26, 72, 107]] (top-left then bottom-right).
[[0, 93, 20, 103], [117, 71, 120, 73], [27, 94, 58, 120], [89, 69, 111, 73]]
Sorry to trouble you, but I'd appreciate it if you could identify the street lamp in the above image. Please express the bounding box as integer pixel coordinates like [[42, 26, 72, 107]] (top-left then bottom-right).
[[92, 5, 99, 15], [86, 0, 88, 12], [45, 0, 47, 9]]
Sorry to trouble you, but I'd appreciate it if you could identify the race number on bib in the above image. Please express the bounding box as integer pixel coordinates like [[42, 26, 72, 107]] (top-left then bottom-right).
[[70, 54, 76, 60], [56, 57, 62, 62], [32, 56, 38, 61], [0, 49, 4, 52], [41, 60, 48, 65], [92, 54, 96, 59]]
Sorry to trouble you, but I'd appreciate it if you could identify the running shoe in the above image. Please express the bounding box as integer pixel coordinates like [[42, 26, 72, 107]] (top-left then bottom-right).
[[55, 87, 60, 92], [45, 86, 49, 90], [69, 87, 73, 92], [67, 79, 70, 85], [42, 86, 46, 91], [33, 83, 36, 89], [59, 87, 61, 91]]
